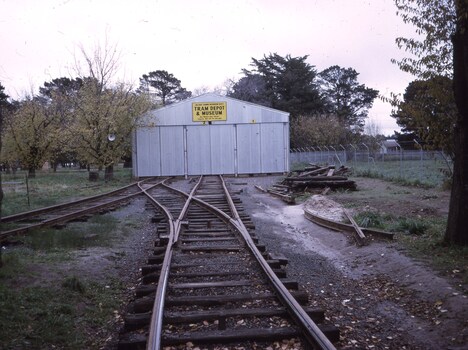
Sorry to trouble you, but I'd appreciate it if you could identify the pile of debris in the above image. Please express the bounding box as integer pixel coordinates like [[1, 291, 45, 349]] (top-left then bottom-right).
[[283, 164, 356, 192], [256, 164, 356, 204]]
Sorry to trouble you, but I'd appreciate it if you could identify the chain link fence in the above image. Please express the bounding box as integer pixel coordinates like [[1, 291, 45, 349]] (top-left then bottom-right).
[[290, 141, 452, 187]]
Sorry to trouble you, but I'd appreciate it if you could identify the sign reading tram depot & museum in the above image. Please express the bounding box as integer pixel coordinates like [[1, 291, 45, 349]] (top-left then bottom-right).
[[192, 102, 227, 122]]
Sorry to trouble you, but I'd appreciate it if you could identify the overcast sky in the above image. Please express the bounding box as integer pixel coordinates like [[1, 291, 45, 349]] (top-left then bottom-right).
[[0, 0, 418, 135]]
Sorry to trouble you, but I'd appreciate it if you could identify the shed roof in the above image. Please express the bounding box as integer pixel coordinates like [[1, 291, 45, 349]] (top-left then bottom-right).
[[140, 93, 289, 127], [383, 139, 399, 148]]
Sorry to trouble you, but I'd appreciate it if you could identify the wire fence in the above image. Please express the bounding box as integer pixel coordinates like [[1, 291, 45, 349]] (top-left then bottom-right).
[[290, 142, 453, 187]]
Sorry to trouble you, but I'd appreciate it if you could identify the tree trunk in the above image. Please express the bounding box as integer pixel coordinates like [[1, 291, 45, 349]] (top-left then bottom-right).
[[28, 167, 36, 178], [104, 165, 114, 181], [445, 3, 468, 246], [0, 172, 3, 268]]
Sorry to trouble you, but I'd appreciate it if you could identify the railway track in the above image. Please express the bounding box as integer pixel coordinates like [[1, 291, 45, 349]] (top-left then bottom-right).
[[0, 179, 163, 242], [119, 176, 338, 350]]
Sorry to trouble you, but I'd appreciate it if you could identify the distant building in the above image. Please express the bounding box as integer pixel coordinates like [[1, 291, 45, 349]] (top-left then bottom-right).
[[380, 139, 400, 154], [132, 93, 290, 177]]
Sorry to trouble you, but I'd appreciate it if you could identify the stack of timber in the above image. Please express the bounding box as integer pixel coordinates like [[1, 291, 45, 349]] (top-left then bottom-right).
[[284, 164, 357, 192], [256, 164, 356, 205]]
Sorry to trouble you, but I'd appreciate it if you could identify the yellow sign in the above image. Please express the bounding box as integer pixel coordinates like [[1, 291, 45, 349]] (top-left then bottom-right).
[[192, 102, 227, 122]]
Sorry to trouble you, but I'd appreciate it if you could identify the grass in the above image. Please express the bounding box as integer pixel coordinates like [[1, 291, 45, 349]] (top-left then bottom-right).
[[290, 158, 451, 188], [24, 215, 120, 251], [354, 210, 433, 235], [0, 278, 126, 349], [352, 210, 467, 284], [1, 167, 134, 217], [0, 196, 150, 349], [351, 159, 450, 188]]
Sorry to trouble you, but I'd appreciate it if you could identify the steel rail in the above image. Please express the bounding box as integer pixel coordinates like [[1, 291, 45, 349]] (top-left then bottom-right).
[[0, 179, 164, 241], [144, 176, 203, 350], [218, 175, 336, 350], [303, 207, 394, 240], [1, 181, 144, 223], [143, 176, 335, 349], [161, 176, 336, 349]]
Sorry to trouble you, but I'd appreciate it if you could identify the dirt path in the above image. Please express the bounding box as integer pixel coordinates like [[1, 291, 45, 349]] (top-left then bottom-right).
[[229, 176, 467, 349]]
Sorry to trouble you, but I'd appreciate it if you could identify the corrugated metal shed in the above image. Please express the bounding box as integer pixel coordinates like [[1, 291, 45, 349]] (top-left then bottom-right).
[[133, 93, 290, 177]]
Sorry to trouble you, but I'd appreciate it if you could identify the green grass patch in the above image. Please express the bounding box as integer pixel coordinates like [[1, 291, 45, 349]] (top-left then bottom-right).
[[351, 159, 450, 188], [352, 210, 436, 236], [352, 210, 467, 284], [398, 222, 468, 284], [353, 210, 387, 229], [23, 214, 120, 251], [0, 277, 126, 349], [0, 201, 149, 349], [1, 167, 134, 216]]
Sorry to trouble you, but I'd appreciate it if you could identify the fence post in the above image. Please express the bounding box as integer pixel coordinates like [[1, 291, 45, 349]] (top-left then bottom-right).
[[317, 146, 322, 164], [339, 144, 347, 165], [330, 145, 341, 166], [349, 144, 357, 166], [414, 139, 423, 182], [395, 140, 403, 178], [322, 145, 328, 164], [25, 173, 30, 208], [310, 146, 316, 163], [361, 143, 370, 166]]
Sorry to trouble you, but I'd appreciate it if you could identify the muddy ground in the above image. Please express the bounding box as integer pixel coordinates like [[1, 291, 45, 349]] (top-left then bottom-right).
[[226, 176, 467, 350]]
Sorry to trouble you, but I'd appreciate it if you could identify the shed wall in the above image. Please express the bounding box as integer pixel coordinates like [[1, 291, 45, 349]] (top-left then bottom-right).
[[133, 94, 289, 177]]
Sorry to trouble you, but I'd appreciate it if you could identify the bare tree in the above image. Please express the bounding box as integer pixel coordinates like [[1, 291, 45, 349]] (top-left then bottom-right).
[[364, 118, 383, 137]]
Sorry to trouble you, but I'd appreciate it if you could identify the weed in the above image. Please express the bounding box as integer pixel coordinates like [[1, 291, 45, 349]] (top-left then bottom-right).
[[0, 278, 127, 349], [391, 218, 428, 235], [62, 275, 86, 293], [354, 211, 385, 229], [23, 214, 119, 251]]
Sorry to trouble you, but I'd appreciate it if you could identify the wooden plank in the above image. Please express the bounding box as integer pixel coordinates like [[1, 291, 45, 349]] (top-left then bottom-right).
[[296, 166, 330, 177], [162, 327, 299, 345], [266, 189, 296, 204], [170, 280, 255, 289], [180, 237, 238, 243], [162, 325, 339, 345], [285, 176, 349, 182], [124, 307, 325, 331], [165, 290, 309, 306], [179, 245, 241, 252], [164, 306, 324, 323], [344, 209, 367, 246], [172, 270, 248, 278], [181, 232, 232, 237]]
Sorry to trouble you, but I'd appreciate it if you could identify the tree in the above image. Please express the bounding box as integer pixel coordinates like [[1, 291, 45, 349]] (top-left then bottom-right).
[[0, 82, 10, 232], [318, 65, 379, 133], [229, 74, 272, 107], [364, 118, 383, 138], [3, 95, 58, 177], [290, 114, 352, 148], [39, 77, 84, 170], [72, 79, 151, 180], [394, 0, 467, 245], [71, 43, 152, 180], [229, 53, 325, 116], [392, 76, 457, 156], [139, 70, 191, 106], [393, 0, 456, 79]]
